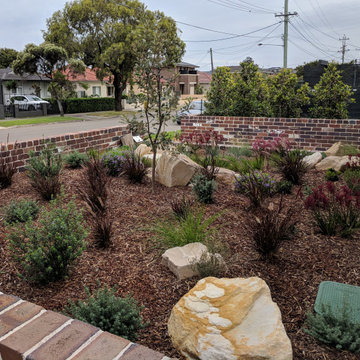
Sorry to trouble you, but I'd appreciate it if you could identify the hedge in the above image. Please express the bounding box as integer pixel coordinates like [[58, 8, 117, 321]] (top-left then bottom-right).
[[45, 96, 128, 114]]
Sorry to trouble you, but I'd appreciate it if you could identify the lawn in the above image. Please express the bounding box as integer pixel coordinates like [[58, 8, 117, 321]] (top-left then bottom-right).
[[0, 116, 82, 127], [84, 110, 135, 117]]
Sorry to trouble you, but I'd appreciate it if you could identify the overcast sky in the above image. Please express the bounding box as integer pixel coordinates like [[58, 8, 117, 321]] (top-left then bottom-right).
[[1, 0, 360, 71]]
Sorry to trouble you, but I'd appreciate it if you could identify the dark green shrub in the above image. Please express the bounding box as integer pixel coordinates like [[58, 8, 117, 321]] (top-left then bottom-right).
[[191, 173, 217, 204], [26, 146, 63, 200], [0, 158, 16, 189], [153, 208, 221, 248], [249, 198, 298, 259], [325, 168, 339, 182], [272, 149, 308, 185], [122, 151, 147, 183], [304, 304, 360, 353], [3, 200, 39, 224], [276, 180, 293, 195], [235, 170, 276, 207], [64, 151, 88, 169], [343, 169, 360, 194], [64, 285, 147, 341], [8, 196, 88, 284], [65, 97, 115, 113], [170, 196, 193, 220]]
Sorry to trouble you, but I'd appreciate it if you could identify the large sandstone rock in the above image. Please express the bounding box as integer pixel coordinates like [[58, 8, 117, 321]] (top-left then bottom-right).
[[168, 277, 292, 360], [216, 168, 237, 186], [162, 242, 224, 280], [303, 152, 322, 169], [155, 152, 201, 187], [135, 144, 152, 158], [142, 153, 163, 165], [315, 156, 349, 172], [120, 133, 134, 147], [325, 142, 350, 157]]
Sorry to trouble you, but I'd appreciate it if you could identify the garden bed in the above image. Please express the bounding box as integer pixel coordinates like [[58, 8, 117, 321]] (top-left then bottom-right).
[[0, 168, 359, 360]]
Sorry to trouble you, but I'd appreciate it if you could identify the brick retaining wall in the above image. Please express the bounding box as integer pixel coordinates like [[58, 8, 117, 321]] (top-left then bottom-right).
[[181, 115, 360, 151], [0, 292, 170, 360], [0, 125, 129, 172]]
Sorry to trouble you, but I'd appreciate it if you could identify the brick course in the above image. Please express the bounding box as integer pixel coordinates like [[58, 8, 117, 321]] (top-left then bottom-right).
[[181, 115, 360, 151], [0, 294, 170, 360], [0, 125, 130, 172]]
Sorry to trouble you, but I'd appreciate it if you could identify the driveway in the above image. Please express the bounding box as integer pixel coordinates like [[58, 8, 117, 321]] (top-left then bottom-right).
[[0, 114, 181, 143]]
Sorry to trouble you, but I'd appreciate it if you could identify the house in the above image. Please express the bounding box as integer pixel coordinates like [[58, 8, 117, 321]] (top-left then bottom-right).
[[0, 68, 51, 104], [198, 71, 212, 93], [64, 68, 114, 98]]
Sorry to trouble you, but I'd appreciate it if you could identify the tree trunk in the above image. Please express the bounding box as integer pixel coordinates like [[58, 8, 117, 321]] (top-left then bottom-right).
[[113, 73, 126, 111], [56, 99, 64, 117], [151, 146, 157, 193]]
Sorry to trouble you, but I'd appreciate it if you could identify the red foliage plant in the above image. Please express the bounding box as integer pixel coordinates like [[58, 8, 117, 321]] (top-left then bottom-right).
[[180, 130, 224, 150], [346, 154, 360, 170], [252, 132, 292, 158]]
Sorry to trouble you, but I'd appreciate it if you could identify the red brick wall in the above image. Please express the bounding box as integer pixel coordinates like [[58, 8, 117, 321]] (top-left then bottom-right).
[[0, 125, 130, 172], [181, 116, 360, 151]]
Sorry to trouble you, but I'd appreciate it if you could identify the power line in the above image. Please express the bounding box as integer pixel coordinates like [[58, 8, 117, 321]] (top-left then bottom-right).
[[205, 0, 274, 14], [183, 22, 281, 43]]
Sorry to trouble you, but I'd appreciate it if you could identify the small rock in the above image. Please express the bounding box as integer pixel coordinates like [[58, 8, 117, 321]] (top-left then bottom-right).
[[216, 167, 237, 186], [135, 144, 152, 158], [120, 133, 134, 147], [315, 156, 349, 172], [168, 277, 293, 360], [155, 152, 201, 187], [162, 243, 221, 280], [303, 152, 322, 169]]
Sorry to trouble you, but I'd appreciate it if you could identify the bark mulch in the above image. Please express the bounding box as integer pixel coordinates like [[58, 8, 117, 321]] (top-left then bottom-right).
[[0, 168, 359, 360]]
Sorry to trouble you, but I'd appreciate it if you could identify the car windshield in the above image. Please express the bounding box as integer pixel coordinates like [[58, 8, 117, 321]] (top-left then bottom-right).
[[27, 96, 42, 101], [191, 101, 203, 110]]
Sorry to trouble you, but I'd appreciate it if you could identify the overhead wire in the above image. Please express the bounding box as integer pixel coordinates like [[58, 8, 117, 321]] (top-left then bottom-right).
[[205, 0, 274, 14]]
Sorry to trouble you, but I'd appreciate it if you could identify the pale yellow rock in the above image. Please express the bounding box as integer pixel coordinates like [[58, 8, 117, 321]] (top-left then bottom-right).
[[315, 156, 349, 172], [216, 167, 237, 186], [155, 152, 201, 187], [324, 142, 358, 157], [120, 133, 134, 147], [168, 277, 293, 360], [302, 152, 322, 169], [135, 144, 152, 158]]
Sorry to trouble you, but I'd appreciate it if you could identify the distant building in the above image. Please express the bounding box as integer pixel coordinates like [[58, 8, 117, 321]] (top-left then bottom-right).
[[198, 71, 212, 93]]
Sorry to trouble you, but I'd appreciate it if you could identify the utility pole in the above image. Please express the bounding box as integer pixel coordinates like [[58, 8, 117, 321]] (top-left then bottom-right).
[[210, 48, 214, 73], [338, 35, 350, 64], [275, 0, 297, 69]]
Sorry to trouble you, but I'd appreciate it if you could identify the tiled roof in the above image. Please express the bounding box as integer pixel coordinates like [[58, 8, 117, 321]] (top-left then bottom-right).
[[198, 71, 212, 84], [64, 68, 111, 82], [177, 62, 199, 68], [0, 68, 50, 81]]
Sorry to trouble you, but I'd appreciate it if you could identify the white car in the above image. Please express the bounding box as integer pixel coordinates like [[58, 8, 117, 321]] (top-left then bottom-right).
[[6, 95, 49, 110], [176, 100, 204, 125]]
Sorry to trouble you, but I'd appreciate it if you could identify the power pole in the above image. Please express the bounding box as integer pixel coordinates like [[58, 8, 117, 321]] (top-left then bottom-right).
[[275, 0, 297, 69], [210, 48, 214, 73], [338, 35, 350, 64]]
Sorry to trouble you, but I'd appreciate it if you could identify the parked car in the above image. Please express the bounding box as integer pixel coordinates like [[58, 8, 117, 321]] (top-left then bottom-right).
[[6, 95, 49, 110], [176, 100, 204, 125]]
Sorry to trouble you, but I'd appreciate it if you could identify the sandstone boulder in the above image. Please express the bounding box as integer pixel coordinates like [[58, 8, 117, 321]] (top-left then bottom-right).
[[162, 242, 224, 280], [302, 152, 322, 169], [135, 144, 152, 158], [168, 277, 292, 360], [216, 168, 237, 186], [325, 142, 350, 157], [120, 133, 134, 147], [142, 153, 163, 166], [315, 156, 349, 172], [155, 152, 201, 187]]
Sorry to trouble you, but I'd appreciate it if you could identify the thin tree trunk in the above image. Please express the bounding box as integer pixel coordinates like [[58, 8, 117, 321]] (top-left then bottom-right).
[[152, 145, 157, 193], [56, 99, 64, 117], [113, 73, 126, 111]]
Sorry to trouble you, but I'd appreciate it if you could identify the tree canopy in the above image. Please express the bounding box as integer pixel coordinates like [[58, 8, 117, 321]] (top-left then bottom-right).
[[0, 48, 18, 69], [44, 0, 151, 111]]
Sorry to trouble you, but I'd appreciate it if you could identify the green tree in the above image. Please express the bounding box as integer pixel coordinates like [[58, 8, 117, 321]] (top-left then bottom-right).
[[310, 62, 355, 119], [0, 48, 18, 68], [44, 0, 146, 111], [12, 43, 85, 116], [267, 69, 310, 118], [230, 60, 271, 117], [132, 10, 185, 191], [205, 67, 233, 116]]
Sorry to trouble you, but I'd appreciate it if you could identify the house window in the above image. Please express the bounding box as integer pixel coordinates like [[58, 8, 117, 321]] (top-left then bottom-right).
[[92, 86, 101, 97], [78, 91, 86, 98], [107, 86, 114, 97]]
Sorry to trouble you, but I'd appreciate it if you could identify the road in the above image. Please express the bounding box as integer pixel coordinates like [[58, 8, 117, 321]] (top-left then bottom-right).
[[0, 114, 181, 143]]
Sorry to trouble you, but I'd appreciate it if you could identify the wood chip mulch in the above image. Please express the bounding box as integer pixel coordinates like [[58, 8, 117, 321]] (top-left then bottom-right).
[[0, 168, 359, 360]]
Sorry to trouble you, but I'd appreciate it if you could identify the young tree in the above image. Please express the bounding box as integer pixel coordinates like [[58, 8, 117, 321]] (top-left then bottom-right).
[[133, 10, 185, 191], [267, 69, 310, 118], [205, 67, 233, 116], [12, 43, 85, 116], [44, 0, 146, 111], [310, 62, 355, 119], [0, 48, 18, 68]]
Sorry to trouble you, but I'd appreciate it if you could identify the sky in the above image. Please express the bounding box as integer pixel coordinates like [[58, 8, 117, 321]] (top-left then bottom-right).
[[1, 0, 360, 71]]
